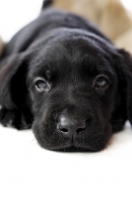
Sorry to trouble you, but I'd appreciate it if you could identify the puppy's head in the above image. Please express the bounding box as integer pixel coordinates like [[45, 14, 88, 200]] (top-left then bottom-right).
[[0, 33, 132, 151]]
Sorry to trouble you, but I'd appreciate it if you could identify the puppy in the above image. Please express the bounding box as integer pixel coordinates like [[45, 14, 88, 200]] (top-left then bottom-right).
[[0, 1, 132, 151]]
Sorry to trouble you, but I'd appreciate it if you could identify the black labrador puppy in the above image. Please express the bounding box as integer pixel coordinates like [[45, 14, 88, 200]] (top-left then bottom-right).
[[0, 1, 132, 151]]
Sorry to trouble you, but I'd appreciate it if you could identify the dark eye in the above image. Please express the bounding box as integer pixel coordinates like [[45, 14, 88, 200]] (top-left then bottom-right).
[[34, 78, 50, 92], [94, 75, 109, 89]]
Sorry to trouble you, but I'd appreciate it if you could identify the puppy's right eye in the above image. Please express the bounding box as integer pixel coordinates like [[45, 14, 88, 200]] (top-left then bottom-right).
[[34, 78, 50, 92]]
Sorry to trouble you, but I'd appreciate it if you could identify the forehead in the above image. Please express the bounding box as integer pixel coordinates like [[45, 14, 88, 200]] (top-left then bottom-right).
[[28, 37, 115, 79]]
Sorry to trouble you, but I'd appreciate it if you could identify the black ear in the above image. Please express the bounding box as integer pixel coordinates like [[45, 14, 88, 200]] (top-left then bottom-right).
[[115, 49, 132, 125], [0, 53, 33, 129]]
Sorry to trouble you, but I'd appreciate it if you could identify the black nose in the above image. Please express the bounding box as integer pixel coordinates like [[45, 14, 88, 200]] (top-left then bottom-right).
[[58, 116, 86, 139]]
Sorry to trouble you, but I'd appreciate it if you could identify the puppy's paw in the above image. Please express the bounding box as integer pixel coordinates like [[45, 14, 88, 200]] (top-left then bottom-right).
[[0, 107, 15, 127], [0, 107, 32, 130]]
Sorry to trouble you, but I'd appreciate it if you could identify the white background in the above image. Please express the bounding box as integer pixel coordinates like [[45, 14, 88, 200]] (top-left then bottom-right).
[[0, 0, 132, 41], [0, 1, 132, 200]]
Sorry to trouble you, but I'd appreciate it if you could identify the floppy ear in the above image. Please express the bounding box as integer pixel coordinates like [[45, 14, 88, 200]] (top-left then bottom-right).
[[0, 53, 33, 129], [114, 49, 132, 125]]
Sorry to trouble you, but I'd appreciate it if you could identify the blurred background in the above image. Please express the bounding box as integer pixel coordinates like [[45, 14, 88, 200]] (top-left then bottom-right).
[[0, 0, 132, 53]]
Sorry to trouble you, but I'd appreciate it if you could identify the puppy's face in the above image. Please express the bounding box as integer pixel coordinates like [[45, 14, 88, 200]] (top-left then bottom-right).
[[27, 37, 119, 151], [1, 34, 131, 152]]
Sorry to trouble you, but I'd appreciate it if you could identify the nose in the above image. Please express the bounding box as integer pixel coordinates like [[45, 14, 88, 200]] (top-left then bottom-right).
[[58, 116, 86, 139]]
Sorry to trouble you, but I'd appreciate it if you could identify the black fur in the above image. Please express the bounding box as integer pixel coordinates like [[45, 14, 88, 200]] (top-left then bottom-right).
[[0, 8, 132, 151], [42, 0, 53, 9]]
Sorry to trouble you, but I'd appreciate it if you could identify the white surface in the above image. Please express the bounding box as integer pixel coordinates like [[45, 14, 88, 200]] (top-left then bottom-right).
[[0, 1, 132, 200], [0, 125, 132, 200]]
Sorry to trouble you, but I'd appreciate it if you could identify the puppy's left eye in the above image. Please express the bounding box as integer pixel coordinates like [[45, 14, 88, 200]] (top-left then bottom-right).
[[34, 78, 50, 92], [94, 75, 109, 89]]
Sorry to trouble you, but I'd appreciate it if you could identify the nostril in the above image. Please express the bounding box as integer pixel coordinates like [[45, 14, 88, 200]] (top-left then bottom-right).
[[76, 127, 86, 133], [59, 128, 68, 133]]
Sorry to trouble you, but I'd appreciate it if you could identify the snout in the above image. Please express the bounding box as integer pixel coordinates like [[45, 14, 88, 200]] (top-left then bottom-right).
[[33, 93, 112, 151], [58, 115, 86, 140]]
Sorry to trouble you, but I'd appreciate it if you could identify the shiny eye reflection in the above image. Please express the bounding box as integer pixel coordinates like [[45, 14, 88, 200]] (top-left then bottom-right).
[[94, 75, 110, 89], [34, 78, 50, 92]]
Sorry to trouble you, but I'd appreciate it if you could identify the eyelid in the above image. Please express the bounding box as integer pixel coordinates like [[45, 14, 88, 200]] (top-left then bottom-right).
[[94, 74, 110, 83], [95, 74, 110, 81], [34, 77, 46, 84]]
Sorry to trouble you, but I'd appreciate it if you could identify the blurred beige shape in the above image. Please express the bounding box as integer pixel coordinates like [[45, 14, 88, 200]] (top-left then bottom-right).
[[53, 0, 132, 53], [115, 27, 132, 53], [99, 0, 132, 40]]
